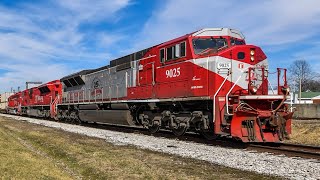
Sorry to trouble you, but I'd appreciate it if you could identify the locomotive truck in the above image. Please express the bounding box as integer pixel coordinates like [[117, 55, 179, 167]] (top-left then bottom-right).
[[7, 28, 293, 142]]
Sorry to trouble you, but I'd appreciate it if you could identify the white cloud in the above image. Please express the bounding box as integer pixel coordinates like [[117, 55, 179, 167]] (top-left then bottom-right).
[[0, 0, 130, 93], [115, 0, 320, 86], [136, 0, 320, 47], [290, 41, 320, 71], [0, 63, 74, 92], [56, 0, 130, 21]]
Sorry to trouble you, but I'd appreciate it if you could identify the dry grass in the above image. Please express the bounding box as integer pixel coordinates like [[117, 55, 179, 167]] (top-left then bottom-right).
[[0, 116, 279, 180], [285, 120, 320, 146], [0, 120, 73, 179]]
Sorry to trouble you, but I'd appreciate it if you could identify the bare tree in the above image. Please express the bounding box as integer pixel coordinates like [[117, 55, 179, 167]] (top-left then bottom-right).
[[288, 59, 316, 92], [305, 79, 320, 91]]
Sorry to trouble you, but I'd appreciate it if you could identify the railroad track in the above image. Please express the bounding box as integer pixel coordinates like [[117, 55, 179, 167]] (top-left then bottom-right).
[[2, 114, 320, 160], [82, 121, 248, 149], [2, 113, 248, 149], [248, 143, 320, 160], [74, 121, 320, 161]]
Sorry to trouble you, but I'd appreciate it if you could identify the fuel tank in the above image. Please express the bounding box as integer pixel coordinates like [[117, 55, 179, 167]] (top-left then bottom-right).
[[78, 109, 135, 126]]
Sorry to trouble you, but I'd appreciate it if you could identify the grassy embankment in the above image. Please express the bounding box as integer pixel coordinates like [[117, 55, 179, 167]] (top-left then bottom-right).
[[0, 116, 277, 180], [285, 120, 320, 146]]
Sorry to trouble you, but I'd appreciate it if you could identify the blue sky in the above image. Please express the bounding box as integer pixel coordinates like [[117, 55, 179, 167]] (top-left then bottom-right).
[[0, 0, 320, 93]]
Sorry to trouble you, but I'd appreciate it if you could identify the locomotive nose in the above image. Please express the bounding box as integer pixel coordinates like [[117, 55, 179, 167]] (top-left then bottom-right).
[[231, 45, 267, 64]]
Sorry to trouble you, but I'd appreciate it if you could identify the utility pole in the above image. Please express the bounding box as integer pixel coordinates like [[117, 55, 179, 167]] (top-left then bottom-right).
[[299, 78, 302, 104], [26, 82, 42, 90]]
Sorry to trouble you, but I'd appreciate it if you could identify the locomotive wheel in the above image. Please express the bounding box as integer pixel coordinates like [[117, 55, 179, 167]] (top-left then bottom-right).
[[148, 119, 160, 134], [172, 125, 187, 136], [200, 130, 217, 140], [149, 124, 160, 134], [199, 112, 216, 140]]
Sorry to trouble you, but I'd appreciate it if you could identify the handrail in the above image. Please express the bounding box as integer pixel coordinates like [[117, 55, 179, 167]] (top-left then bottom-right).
[[268, 80, 275, 94], [213, 70, 230, 123], [225, 67, 250, 115], [50, 94, 60, 118]]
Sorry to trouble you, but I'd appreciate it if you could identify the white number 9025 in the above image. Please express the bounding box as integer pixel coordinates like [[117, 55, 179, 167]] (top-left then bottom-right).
[[166, 67, 181, 78]]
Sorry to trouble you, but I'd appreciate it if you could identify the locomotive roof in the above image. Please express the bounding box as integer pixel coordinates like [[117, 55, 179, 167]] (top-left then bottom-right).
[[38, 80, 60, 88], [159, 28, 244, 47], [192, 28, 245, 39], [61, 65, 112, 88], [87, 65, 110, 74], [60, 69, 93, 82]]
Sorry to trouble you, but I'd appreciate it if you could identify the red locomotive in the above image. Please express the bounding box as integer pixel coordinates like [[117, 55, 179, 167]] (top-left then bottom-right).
[[7, 28, 293, 142], [7, 80, 62, 118], [7, 92, 22, 114]]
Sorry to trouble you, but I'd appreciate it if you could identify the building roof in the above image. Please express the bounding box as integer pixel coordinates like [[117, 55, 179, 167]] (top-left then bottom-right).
[[297, 92, 320, 99], [311, 95, 320, 100]]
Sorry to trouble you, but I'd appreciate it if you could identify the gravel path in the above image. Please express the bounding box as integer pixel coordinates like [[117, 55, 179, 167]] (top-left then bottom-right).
[[1, 114, 319, 180]]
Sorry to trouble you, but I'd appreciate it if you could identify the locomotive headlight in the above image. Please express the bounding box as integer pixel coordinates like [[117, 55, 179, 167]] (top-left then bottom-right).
[[250, 49, 255, 56], [250, 56, 255, 61], [281, 87, 290, 94], [249, 86, 258, 94]]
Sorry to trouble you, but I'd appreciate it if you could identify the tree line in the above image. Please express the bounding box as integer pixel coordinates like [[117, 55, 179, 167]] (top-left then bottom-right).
[[288, 60, 320, 92]]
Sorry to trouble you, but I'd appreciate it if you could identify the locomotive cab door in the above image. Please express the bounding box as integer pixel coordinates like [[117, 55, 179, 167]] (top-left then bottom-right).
[[155, 44, 191, 99], [137, 58, 156, 98]]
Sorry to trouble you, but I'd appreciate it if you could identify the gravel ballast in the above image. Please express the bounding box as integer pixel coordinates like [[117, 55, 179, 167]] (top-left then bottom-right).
[[1, 114, 319, 180]]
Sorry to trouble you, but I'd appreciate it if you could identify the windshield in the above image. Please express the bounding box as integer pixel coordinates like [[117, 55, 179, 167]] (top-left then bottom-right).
[[230, 38, 245, 45], [193, 38, 227, 55]]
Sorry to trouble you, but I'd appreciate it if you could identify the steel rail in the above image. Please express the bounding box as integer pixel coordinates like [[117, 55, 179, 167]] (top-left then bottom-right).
[[249, 143, 320, 160]]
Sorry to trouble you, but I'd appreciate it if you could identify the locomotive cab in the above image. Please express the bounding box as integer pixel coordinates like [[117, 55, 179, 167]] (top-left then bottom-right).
[[189, 30, 291, 142], [181, 28, 292, 142]]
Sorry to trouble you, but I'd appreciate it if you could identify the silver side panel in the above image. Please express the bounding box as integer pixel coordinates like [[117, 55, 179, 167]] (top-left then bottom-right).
[[63, 62, 138, 103]]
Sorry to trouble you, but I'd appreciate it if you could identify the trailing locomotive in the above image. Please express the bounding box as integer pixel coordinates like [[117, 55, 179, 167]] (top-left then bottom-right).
[[7, 28, 293, 142], [7, 80, 62, 118]]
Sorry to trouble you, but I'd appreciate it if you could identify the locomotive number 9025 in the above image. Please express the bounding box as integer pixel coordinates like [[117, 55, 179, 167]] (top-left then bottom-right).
[[166, 67, 181, 78]]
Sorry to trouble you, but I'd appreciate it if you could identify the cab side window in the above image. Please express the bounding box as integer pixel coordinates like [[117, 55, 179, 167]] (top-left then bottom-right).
[[166, 46, 174, 61], [180, 42, 186, 57], [161, 41, 186, 62], [160, 48, 165, 63]]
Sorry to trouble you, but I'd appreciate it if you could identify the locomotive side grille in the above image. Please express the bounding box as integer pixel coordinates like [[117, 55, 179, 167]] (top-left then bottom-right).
[[74, 76, 85, 85], [116, 62, 132, 71], [63, 80, 72, 87], [110, 47, 152, 68], [38, 86, 50, 94]]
